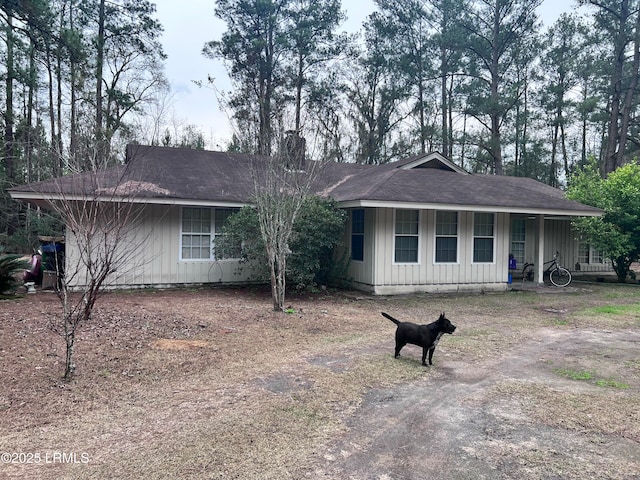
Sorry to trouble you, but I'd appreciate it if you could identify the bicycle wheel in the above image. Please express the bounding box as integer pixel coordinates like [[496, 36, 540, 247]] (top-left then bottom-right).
[[522, 263, 535, 282], [550, 267, 572, 287]]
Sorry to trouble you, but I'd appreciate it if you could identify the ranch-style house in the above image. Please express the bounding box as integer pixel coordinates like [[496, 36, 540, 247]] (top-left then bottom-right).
[[9, 144, 604, 294]]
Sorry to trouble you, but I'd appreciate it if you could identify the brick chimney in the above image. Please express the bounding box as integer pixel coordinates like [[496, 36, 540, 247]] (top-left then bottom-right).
[[282, 130, 306, 170]]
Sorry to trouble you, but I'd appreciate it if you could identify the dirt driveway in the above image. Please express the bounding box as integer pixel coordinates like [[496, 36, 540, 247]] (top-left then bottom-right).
[[318, 327, 640, 479], [0, 284, 639, 479]]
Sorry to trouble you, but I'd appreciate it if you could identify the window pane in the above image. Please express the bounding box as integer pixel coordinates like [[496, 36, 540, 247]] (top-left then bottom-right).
[[436, 237, 457, 263], [181, 208, 213, 260], [510, 218, 525, 264], [511, 218, 525, 242], [352, 209, 364, 234], [181, 233, 211, 260], [578, 242, 589, 263], [592, 249, 603, 263], [436, 211, 457, 235], [351, 209, 365, 261], [396, 210, 418, 235], [395, 236, 418, 263], [213, 208, 240, 259], [511, 243, 525, 264], [215, 208, 238, 231], [351, 235, 364, 261], [474, 213, 494, 237], [474, 238, 494, 262], [183, 207, 211, 233]]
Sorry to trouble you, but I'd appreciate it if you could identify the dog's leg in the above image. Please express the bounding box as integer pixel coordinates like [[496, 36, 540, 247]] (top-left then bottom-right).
[[428, 332, 443, 365], [421, 348, 429, 366], [394, 341, 404, 358], [428, 347, 436, 365]]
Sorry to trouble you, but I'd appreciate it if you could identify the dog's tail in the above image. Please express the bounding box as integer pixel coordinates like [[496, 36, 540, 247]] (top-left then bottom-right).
[[381, 312, 401, 325]]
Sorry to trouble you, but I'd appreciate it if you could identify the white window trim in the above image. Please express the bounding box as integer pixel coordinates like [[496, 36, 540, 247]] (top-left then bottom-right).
[[180, 207, 213, 262], [351, 208, 365, 263], [578, 241, 606, 265], [510, 217, 526, 265], [393, 209, 421, 265], [434, 210, 459, 265], [472, 212, 496, 264], [179, 207, 239, 262]]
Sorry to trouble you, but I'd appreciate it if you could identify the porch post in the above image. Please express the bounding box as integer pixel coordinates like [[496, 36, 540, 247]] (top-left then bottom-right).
[[537, 215, 545, 285]]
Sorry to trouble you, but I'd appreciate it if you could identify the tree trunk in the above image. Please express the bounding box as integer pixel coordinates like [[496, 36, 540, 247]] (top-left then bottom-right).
[[46, 45, 59, 176], [69, 1, 78, 168], [615, 7, 640, 170], [64, 324, 76, 379], [95, 0, 106, 166], [447, 76, 454, 159], [551, 122, 559, 184], [26, 41, 37, 183], [561, 121, 569, 178], [417, 78, 426, 155], [4, 11, 15, 184], [603, 0, 629, 175], [490, 2, 503, 175], [440, 44, 447, 157], [295, 51, 303, 133]]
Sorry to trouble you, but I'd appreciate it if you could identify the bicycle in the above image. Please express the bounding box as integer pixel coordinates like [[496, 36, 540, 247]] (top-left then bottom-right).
[[521, 251, 572, 287]]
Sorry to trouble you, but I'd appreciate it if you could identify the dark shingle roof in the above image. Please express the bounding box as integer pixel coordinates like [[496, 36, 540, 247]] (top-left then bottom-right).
[[9, 144, 602, 216]]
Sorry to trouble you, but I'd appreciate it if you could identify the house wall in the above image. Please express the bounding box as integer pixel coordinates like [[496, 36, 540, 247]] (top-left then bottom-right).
[[346, 207, 511, 295], [522, 218, 577, 269], [65, 204, 253, 289], [343, 208, 376, 290], [520, 217, 611, 274]]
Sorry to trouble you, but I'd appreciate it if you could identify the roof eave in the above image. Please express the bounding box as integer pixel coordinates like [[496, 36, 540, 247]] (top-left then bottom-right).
[[9, 191, 250, 209], [336, 200, 603, 217]]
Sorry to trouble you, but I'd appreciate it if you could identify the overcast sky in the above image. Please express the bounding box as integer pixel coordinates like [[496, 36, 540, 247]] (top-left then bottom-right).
[[153, 0, 582, 149]]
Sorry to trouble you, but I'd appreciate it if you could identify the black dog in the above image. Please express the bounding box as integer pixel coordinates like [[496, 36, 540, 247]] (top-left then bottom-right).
[[382, 312, 456, 366]]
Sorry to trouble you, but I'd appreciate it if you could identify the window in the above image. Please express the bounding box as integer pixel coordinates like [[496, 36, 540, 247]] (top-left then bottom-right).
[[474, 213, 495, 263], [511, 218, 526, 265], [592, 249, 604, 264], [351, 209, 364, 262], [578, 242, 590, 264], [435, 211, 457, 263], [395, 210, 419, 263], [181, 207, 239, 260], [181, 207, 212, 260], [578, 241, 605, 264], [214, 208, 241, 259]]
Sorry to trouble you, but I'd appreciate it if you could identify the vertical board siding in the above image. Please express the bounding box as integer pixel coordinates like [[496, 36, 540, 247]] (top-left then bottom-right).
[[342, 208, 375, 289], [67, 204, 253, 288], [521, 217, 609, 273], [544, 219, 579, 271], [65, 203, 597, 293], [367, 208, 510, 293]]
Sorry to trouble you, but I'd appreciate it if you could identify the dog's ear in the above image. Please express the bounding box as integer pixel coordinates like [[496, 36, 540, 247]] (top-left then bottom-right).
[[440, 312, 445, 319]]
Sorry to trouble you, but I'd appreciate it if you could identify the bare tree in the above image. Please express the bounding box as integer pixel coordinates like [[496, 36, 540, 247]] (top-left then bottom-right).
[[250, 131, 322, 311], [44, 154, 151, 378]]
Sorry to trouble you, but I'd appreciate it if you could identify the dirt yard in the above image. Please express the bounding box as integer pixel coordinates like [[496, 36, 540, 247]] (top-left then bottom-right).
[[0, 283, 639, 479]]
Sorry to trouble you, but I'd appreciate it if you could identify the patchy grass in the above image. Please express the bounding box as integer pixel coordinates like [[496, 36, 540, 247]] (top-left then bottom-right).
[[553, 368, 630, 389], [493, 381, 640, 441], [0, 284, 639, 479], [586, 303, 640, 315], [595, 378, 630, 389], [553, 368, 595, 381]]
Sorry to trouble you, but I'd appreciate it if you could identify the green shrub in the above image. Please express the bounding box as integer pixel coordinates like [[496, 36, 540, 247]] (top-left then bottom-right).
[[0, 254, 29, 294], [215, 196, 348, 290]]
